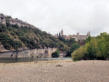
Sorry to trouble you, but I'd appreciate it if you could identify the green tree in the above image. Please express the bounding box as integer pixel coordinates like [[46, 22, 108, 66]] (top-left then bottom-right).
[[72, 32, 109, 61]]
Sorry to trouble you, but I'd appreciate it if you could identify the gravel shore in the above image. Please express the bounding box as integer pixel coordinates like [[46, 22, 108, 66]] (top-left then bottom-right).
[[0, 60, 109, 82]]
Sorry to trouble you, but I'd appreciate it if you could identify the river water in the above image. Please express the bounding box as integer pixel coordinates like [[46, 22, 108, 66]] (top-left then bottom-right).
[[0, 51, 71, 63]]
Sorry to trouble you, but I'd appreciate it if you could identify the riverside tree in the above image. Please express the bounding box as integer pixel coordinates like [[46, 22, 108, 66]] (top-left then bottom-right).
[[72, 32, 109, 61]]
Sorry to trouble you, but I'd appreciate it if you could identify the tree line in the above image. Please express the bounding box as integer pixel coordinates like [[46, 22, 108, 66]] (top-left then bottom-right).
[[72, 32, 109, 61]]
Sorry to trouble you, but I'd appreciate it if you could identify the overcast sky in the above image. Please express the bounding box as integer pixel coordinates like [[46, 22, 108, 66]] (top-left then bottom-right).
[[0, 0, 109, 35]]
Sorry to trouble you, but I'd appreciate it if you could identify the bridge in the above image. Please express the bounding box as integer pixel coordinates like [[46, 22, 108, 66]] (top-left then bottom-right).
[[0, 48, 57, 62]]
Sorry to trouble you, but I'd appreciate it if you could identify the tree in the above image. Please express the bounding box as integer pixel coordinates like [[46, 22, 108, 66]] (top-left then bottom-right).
[[66, 43, 80, 57], [72, 32, 109, 61]]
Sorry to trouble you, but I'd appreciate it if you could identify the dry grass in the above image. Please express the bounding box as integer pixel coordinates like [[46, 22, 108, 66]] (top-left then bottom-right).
[[0, 60, 109, 82]]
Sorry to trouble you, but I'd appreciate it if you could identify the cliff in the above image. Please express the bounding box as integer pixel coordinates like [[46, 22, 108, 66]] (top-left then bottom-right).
[[0, 13, 67, 52]]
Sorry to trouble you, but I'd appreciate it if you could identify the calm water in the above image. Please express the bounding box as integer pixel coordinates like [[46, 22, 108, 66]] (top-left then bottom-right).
[[0, 51, 71, 63], [0, 57, 72, 63]]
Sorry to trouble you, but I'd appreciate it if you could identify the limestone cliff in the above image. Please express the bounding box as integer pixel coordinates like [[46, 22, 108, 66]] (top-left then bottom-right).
[[0, 13, 67, 52]]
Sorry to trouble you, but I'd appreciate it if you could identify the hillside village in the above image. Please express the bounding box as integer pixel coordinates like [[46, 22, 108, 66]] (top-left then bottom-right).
[[0, 13, 90, 44], [0, 14, 35, 28], [55, 29, 90, 44]]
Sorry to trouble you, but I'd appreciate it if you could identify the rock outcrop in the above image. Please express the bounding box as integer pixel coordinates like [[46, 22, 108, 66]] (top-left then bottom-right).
[[0, 13, 35, 28]]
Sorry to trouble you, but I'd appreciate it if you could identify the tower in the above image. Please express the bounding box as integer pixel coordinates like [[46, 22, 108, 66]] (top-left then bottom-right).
[[60, 29, 63, 36]]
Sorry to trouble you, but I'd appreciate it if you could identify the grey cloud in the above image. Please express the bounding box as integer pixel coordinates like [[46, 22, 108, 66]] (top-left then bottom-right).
[[0, 0, 109, 36]]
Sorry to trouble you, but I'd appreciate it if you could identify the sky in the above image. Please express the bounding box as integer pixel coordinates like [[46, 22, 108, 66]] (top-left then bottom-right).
[[0, 0, 109, 36]]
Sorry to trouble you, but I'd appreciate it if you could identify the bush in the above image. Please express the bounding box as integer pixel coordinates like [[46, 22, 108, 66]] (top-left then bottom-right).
[[72, 32, 109, 61], [0, 33, 22, 50], [72, 46, 87, 61]]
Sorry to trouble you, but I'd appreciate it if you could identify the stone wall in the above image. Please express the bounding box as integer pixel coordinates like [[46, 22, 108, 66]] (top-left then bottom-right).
[[0, 48, 57, 60]]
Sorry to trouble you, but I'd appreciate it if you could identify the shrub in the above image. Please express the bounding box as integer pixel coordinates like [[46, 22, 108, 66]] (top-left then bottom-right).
[[72, 32, 109, 61], [72, 46, 87, 61]]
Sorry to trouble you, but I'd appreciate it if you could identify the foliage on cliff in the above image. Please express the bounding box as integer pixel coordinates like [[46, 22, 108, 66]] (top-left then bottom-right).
[[72, 32, 109, 61], [0, 21, 67, 51]]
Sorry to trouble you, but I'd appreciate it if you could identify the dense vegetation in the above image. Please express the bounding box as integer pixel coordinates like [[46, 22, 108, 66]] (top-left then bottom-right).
[[72, 32, 109, 61], [0, 22, 68, 51], [58, 36, 80, 57]]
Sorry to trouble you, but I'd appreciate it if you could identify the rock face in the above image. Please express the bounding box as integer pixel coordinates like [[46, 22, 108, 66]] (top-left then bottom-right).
[[0, 13, 65, 52], [0, 13, 35, 28]]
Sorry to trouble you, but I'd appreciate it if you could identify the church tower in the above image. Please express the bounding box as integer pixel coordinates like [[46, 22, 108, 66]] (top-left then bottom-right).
[[60, 29, 64, 36]]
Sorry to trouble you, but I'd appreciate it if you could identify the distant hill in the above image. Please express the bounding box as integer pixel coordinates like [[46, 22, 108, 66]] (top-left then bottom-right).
[[0, 13, 68, 52]]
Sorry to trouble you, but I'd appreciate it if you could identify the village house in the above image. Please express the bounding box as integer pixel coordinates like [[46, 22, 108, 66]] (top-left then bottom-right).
[[0, 13, 35, 28], [55, 29, 90, 44]]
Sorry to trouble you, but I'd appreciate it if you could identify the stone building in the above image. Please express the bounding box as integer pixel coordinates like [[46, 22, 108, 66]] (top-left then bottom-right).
[[0, 13, 35, 28], [55, 29, 90, 44], [71, 32, 90, 41], [0, 14, 6, 25]]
